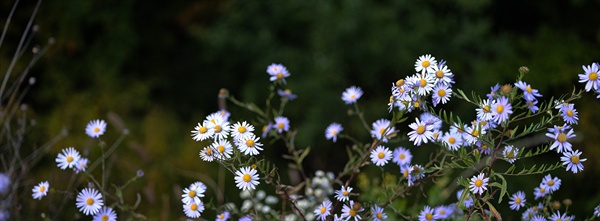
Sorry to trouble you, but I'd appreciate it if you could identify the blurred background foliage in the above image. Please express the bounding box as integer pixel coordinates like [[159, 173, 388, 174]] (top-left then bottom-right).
[[2, 0, 600, 219]]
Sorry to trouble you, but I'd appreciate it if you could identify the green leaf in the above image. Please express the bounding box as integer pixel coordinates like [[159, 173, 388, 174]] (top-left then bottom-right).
[[486, 201, 503, 221], [495, 174, 508, 203]]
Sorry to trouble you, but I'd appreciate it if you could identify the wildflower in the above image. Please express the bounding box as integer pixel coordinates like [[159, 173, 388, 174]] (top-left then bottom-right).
[[418, 205, 437, 221], [341, 200, 363, 221], [400, 164, 414, 183], [549, 211, 568, 221], [267, 63, 290, 84], [86, 119, 107, 138], [476, 141, 492, 155], [182, 181, 206, 204], [76, 188, 104, 216], [522, 207, 538, 221], [509, 191, 526, 211], [200, 146, 216, 162], [560, 103, 578, 125], [412, 73, 436, 96], [560, 149, 586, 173], [207, 115, 230, 140], [234, 167, 259, 191], [32, 181, 49, 200], [93, 207, 117, 221], [487, 84, 500, 100], [216, 211, 230, 221], [334, 186, 353, 202], [212, 138, 233, 160], [239, 215, 253, 221], [432, 61, 454, 86], [235, 134, 264, 156], [533, 186, 548, 200], [216, 109, 230, 121], [434, 205, 451, 219], [594, 204, 600, 217], [531, 215, 547, 221], [410, 164, 426, 181], [527, 98, 540, 113], [372, 205, 387, 221], [56, 147, 81, 170], [442, 131, 463, 151], [74, 158, 89, 173], [578, 62, 599, 92], [546, 125, 575, 153], [392, 147, 412, 166], [314, 200, 332, 221], [370, 145, 392, 166], [457, 189, 473, 208], [464, 124, 484, 146], [515, 81, 542, 101], [191, 122, 214, 141], [407, 118, 434, 146], [491, 96, 513, 124], [183, 197, 204, 218], [503, 145, 519, 164], [469, 173, 489, 195], [325, 123, 343, 143], [274, 116, 290, 133], [342, 86, 363, 104], [432, 83, 452, 106], [277, 89, 298, 100], [370, 119, 395, 143], [261, 123, 273, 138], [541, 174, 561, 193], [415, 54, 437, 74], [420, 112, 443, 130], [231, 121, 255, 140]]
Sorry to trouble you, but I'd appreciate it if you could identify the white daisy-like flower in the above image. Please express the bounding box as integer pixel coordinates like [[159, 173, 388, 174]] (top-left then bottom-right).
[[342, 86, 363, 104], [411, 73, 436, 96], [267, 63, 291, 84], [415, 54, 437, 74], [32, 181, 49, 200], [206, 116, 230, 140], [541, 174, 561, 193], [370, 145, 392, 166], [418, 205, 437, 221], [442, 131, 463, 151], [464, 124, 484, 146], [392, 147, 412, 166], [549, 211, 568, 221], [432, 61, 455, 86], [182, 183, 204, 204], [561, 149, 586, 173], [231, 121, 255, 140], [235, 134, 264, 156], [183, 197, 205, 218], [191, 122, 214, 141], [199, 146, 216, 162], [370, 119, 395, 143], [578, 62, 600, 92], [76, 188, 104, 216], [509, 191, 526, 211], [372, 205, 387, 221], [234, 166, 260, 191], [56, 147, 81, 170], [469, 173, 489, 195], [533, 186, 547, 200], [341, 200, 364, 221], [86, 119, 107, 138], [93, 207, 117, 221], [314, 200, 332, 221], [476, 99, 493, 121], [334, 186, 353, 202], [74, 158, 89, 174], [407, 118, 434, 146], [274, 116, 290, 133], [325, 123, 343, 143], [503, 145, 519, 164], [432, 83, 452, 107], [211, 138, 233, 160]]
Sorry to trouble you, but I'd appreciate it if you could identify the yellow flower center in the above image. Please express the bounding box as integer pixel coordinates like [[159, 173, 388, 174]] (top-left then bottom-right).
[[39, 186, 45, 193], [277, 123, 285, 129], [515, 197, 521, 204], [238, 126, 246, 133], [496, 104, 504, 114], [570, 155, 580, 164], [349, 209, 356, 217], [189, 190, 196, 197], [448, 137, 456, 144], [403, 169, 409, 178], [67, 156, 74, 163], [379, 128, 386, 135], [214, 125, 222, 133], [419, 79, 427, 87], [426, 213, 433, 220], [590, 72, 598, 81], [320, 206, 326, 214], [102, 215, 109, 221], [483, 105, 490, 112], [350, 94, 356, 99], [94, 127, 100, 133], [377, 212, 383, 219], [332, 130, 338, 135], [416, 125, 426, 134], [284, 89, 292, 94], [399, 154, 405, 160], [482, 145, 488, 150], [422, 60, 430, 68], [475, 179, 483, 187], [472, 130, 479, 137], [243, 174, 252, 182], [206, 148, 213, 156], [218, 145, 225, 153], [436, 70, 444, 78], [378, 152, 385, 159], [525, 86, 532, 93], [219, 214, 225, 219], [439, 209, 445, 215], [437, 89, 446, 97], [548, 180, 554, 186], [557, 133, 567, 143], [566, 110, 573, 117], [277, 72, 284, 79], [86, 198, 94, 205], [190, 203, 198, 211], [540, 188, 546, 193], [342, 191, 349, 196], [507, 151, 515, 158], [246, 139, 255, 147], [199, 126, 208, 134]]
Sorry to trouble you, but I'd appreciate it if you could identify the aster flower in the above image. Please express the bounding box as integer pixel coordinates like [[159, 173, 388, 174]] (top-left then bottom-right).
[[594, 204, 600, 217], [432, 61, 454, 86], [370, 145, 392, 166], [261, 123, 273, 138], [234, 167, 260, 191], [559, 103, 578, 125], [191, 122, 214, 141], [372, 205, 387, 221], [56, 147, 81, 170], [342, 86, 363, 104], [215, 109, 230, 121], [274, 116, 290, 133], [267, 63, 290, 84], [469, 173, 489, 195], [541, 174, 561, 193], [476, 141, 492, 155], [533, 186, 548, 200], [420, 112, 443, 130], [93, 207, 117, 221], [182, 181, 206, 204], [503, 145, 519, 164], [325, 123, 343, 143], [86, 119, 107, 138], [314, 200, 332, 221], [442, 131, 463, 151], [74, 158, 89, 173], [415, 54, 437, 74], [183, 197, 204, 218], [464, 124, 484, 146], [418, 205, 437, 221], [32, 181, 49, 200], [578, 62, 600, 92], [211, 138, 233, 160], [334, 186, 353, 202], [341, 200, 364, 221], [200, 146, 216, 162], [206, 115, 230, 140], [457, 189, 474, 208], [487, 84, 500, 100], [561, 150, 586, 173], [509, 191, 526, 211], [392, 147, 412, 166], [76, 188, 104, 216], [434, 205, 451, 219], [527, 98, 540, 113], [545, 125, 575, 153], [216, 211, 230, 221], [491, 96, 513, 124], [407, 118, 434, 146], [411, 72, 436, 96], [515, 81, 542, 101], [239, 215, 253, 221], [549, 211, 568, 221], [531, 215, 547, 221], [235, 134, 264, 156], [231, 121, 255, 140], [370, 119, 395, 143], [277, 89, 297, 100], [432, 83, 452, 106], [400, 164, 414, 183]]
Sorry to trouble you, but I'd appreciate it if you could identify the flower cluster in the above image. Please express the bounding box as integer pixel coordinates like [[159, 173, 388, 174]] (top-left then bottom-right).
[[181, 181, 207, 218]]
